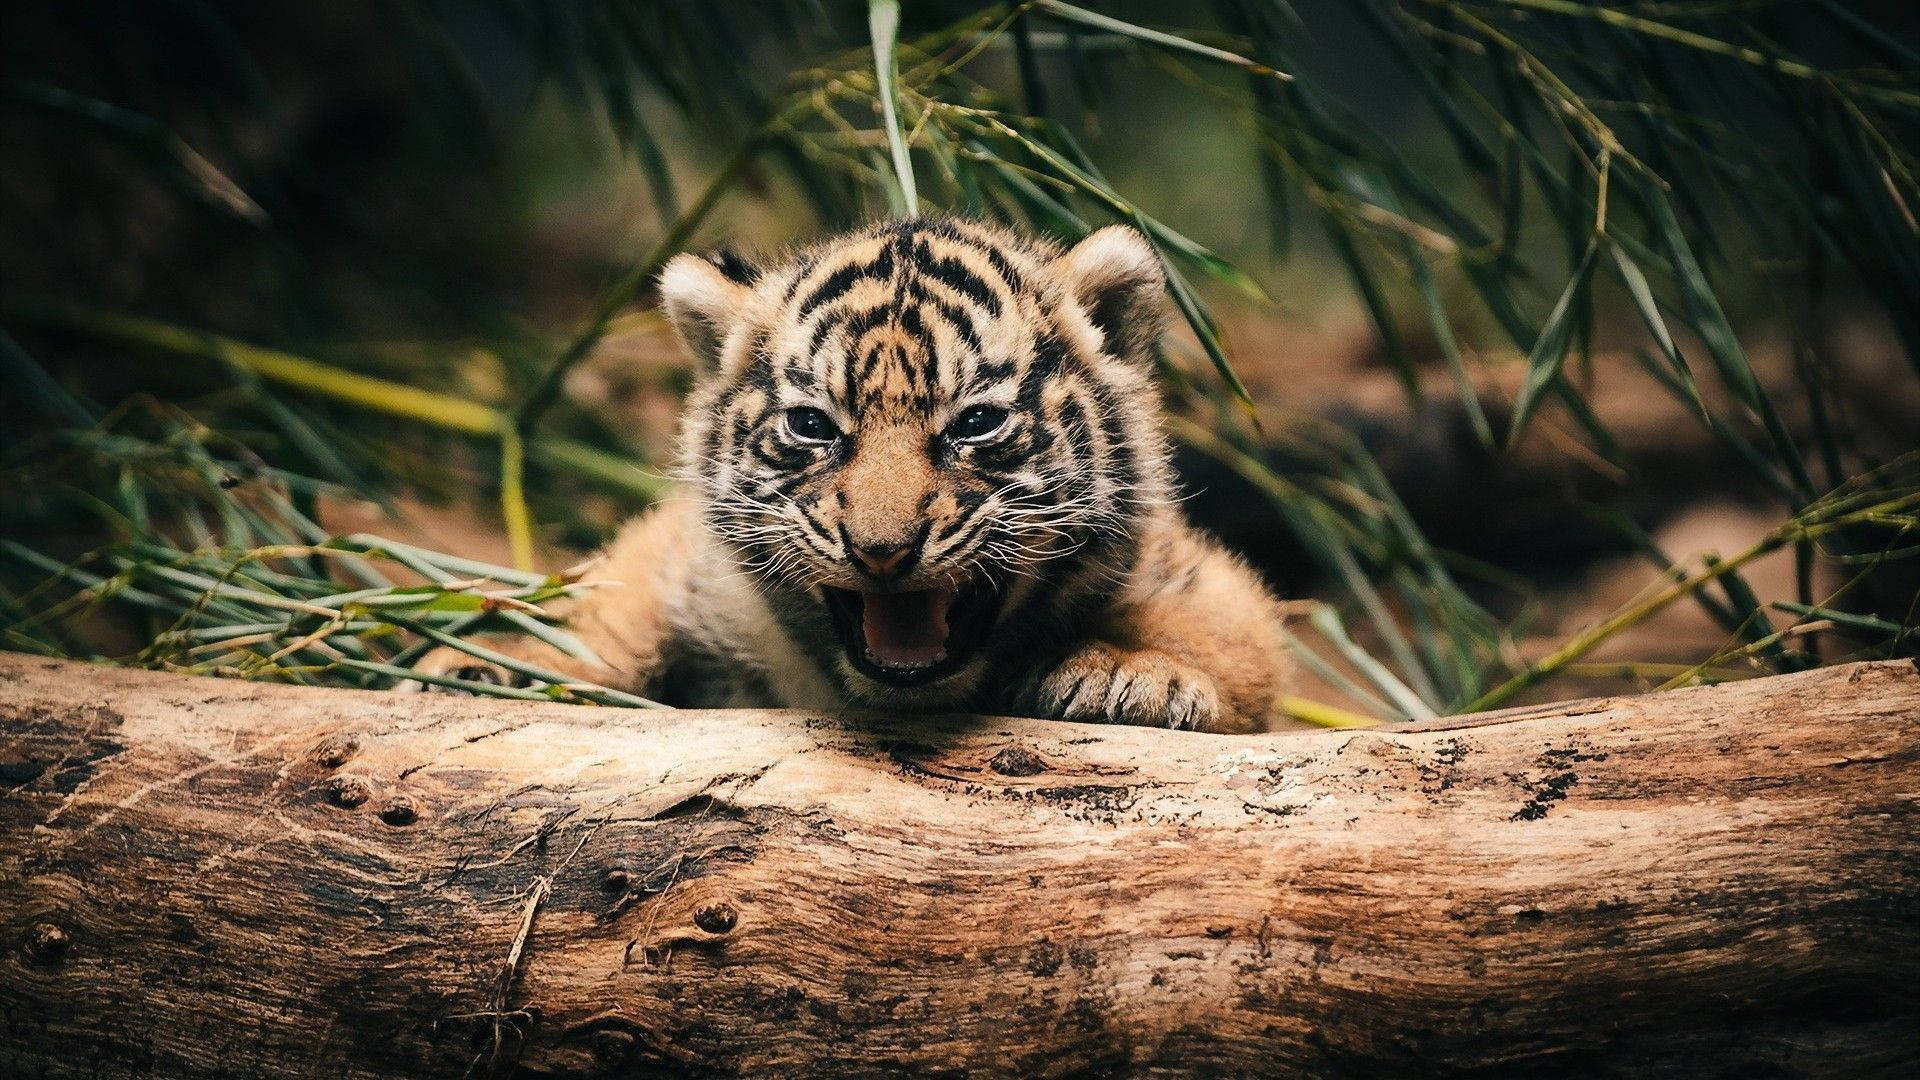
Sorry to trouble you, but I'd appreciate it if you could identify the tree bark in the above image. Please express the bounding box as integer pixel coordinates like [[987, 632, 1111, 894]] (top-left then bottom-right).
[[1, 654, 1916, 1078]]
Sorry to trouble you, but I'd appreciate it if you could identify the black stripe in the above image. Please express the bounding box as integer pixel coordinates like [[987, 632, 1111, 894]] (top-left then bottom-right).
[[898, 304, 926, 343], [708, 248, 760, 285], [951, 485, 989, 515], [742, 352, 775, 393], [913, 239, 1001, 316], [968, 357, 1016, 387], [1058, 393, 1094, 458], [782, 254, 820, 302], [974, 422, 1044, 471], [771, 472, 816, 498], [797, 262, 867, 319], [782, 362, 818, 391], [983, 243, 1027, 296], [1083, 377, 1140, 493], [797, 241, 895, 318], [844, 303, 892, 337], [809, 309, 849, 353], [904, 280, 983, 356], [752, 440, 813, 471], [795, 500, 837, 543], [930, 297, 984, 354], [1017, 332, 1068, 412], [935, 506, 999, 554], [742, 400, 780, 435]]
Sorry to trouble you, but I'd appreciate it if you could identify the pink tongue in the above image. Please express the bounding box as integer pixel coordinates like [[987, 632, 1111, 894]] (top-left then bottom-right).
[[860, 587, 956, 669]]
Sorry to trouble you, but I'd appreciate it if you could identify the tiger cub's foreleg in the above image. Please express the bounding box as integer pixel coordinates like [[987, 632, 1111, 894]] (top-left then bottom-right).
[[1012, 525, 1289, 733]]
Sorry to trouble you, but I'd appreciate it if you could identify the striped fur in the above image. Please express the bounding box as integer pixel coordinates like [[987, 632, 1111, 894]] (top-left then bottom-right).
[[416, 219, 1290, 731]]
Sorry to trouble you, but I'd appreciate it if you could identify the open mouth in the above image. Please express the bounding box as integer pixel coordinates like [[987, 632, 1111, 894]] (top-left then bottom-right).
[[820, 580, 1000, 687]]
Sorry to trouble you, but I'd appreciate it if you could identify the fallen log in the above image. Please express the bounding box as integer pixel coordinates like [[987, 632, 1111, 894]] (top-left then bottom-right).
[[0, 654, 1916, 1078]]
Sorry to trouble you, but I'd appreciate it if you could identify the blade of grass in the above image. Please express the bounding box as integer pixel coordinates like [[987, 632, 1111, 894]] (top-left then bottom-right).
[[1487, 0, 1920, 108], [379, 614, 664, 708], [1609, 243, 1707, 419], [869, 0, 919, 215], [1033, 0, 1292, 82], [1307, 605, 1438, 722], [1506, 240, 1599, 447], [1406, 249, 1494, 447]]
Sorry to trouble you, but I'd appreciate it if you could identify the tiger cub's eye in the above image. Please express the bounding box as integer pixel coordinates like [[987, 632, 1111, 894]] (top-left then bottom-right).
[[783, 407, 840, 443], [948, 404, 1009, 443]]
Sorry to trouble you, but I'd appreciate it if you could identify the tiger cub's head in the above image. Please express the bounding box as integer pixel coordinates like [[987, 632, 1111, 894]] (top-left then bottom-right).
[[660, 218, 1173, 701]]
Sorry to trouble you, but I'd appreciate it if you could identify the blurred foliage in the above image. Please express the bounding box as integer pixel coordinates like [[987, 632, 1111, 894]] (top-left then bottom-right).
[[2, 1, 1917, 719]]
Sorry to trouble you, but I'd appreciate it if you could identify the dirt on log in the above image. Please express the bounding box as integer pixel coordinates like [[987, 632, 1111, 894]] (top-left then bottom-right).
[[0, 654, 1917, 1078]]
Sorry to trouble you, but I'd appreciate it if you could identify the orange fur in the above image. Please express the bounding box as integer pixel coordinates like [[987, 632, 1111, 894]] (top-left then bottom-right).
[[414, 220, 1290, 730]]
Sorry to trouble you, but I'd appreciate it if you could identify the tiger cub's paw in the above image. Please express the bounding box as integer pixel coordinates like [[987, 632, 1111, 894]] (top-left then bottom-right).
[[1014, 643, 1222, 731]]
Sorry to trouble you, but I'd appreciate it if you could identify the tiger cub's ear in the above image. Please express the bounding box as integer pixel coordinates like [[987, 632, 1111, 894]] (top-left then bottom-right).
[[1052, 226, 1167, 364], [659, 248, 759, 371]]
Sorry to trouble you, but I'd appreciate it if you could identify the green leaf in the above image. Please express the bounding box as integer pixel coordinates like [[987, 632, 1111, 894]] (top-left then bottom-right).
[[1507, 241, 1600, 447], [1645, 187, 1813, 498], [1609, 244, 1706, 419], [1407, 249, 1492, 447], [867, 0, 917, 216], [1156, 247, 1255, 406], [1328, 227, 1417, 405], [1033, 1, 1292, 81], [1306, 605, 1437, 722]]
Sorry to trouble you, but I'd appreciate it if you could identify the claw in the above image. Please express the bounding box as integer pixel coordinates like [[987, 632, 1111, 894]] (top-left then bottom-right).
[[1014, 645, 1221, 731]]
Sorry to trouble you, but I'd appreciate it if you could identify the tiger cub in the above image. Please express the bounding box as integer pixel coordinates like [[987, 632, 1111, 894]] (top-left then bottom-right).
[[417, 218, 1289, 731]]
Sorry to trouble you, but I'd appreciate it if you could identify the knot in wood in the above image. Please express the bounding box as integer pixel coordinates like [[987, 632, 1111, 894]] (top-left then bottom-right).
[[324, 775, 371, 808], [587, 1027, 637, 1064], [378, 795, 419, 827], [24, 921, 69, 964], [988, 745, 1047, 776], [693, 901, 737, 934], [313, 732, 361, 769]]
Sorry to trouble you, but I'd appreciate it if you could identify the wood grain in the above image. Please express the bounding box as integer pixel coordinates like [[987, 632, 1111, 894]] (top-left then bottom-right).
[[1, 654, 1916, 1077]]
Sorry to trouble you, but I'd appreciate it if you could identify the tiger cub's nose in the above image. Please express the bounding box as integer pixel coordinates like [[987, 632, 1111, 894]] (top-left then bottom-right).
[[851, 541, 913, 578]]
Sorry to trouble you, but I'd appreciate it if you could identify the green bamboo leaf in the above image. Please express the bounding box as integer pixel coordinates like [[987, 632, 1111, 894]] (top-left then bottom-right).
[[498, 609, 600, 664], [0, 327, 97, 428], [380, 614, 664, 707], [972, 141, 1090, 235], [868, 0, 918, 215], [1350, 1, 1497, 178], [1157, 250, 1255, 406], [1645, 187, 1813, 497], [6, 80, 268, 226], [1033, 0, 1292, 82], [1643, 188, 1759, 406], [627, 105, 682, 223], [332, 534, 551, 587], [1327, 228, 1417, 405], [1581, 506, 1739, 630], [1627, 348, 1794, 500], [1213, 0, 1296, 256], [1407, 251, 1493, 448], [1704, 553, 1788, 668], [1507, 241, 1600, 447], [1306, 605, 1437, 722], [336, 657, 557, 701], [1609, 244, 1706, 419], [1012, 12, 1050, 120], [1278, 630, 1397, 720], [1773, 602, 1912, 639]]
